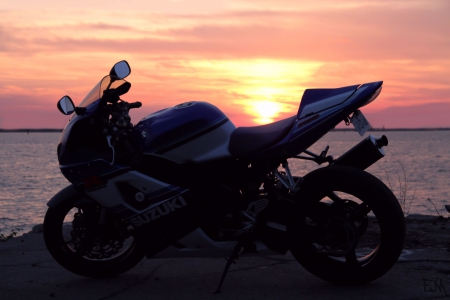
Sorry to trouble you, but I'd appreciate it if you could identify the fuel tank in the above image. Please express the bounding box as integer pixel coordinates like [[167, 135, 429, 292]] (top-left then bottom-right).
[[132, 101, 236, 163]]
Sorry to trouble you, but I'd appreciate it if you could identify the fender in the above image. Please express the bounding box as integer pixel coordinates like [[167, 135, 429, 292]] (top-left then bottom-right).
[[46, 185, 94, 208]]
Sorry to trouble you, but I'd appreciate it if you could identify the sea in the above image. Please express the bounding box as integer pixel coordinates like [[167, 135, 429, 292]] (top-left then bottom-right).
[[0, 130, 449, 235]]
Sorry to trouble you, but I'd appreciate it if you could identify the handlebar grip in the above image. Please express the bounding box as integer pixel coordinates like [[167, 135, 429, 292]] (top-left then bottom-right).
[[128, 102, 142, 109]]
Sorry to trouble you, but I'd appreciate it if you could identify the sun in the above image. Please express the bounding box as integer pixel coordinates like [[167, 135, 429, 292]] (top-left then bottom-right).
[[252, 101, 282, 124]]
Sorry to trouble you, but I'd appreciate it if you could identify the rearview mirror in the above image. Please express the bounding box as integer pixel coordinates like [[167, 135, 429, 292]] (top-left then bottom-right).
[[57, 96, 75, 115], [110, 60, 131, 79]]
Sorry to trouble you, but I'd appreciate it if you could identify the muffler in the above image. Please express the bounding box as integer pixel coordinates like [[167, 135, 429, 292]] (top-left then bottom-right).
[[334, 135, 388, 170]]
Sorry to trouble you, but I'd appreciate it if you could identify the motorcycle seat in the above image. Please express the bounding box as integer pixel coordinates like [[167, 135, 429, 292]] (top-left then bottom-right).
[[229, 115, 296, 158]]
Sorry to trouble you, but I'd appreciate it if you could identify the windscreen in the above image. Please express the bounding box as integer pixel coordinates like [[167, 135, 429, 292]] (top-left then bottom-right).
[[78, 75, 128, 108]]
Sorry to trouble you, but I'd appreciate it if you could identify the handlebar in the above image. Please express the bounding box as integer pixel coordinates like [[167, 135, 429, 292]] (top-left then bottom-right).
[[101, 99, 141, 133], [127, 101, 142, 109]]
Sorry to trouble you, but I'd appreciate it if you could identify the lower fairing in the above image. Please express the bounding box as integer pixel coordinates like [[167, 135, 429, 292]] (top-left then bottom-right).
[[150, 228, 281, 259]]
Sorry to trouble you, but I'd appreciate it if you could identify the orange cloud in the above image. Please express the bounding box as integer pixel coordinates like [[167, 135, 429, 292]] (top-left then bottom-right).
[[0, 0, 449, 128]]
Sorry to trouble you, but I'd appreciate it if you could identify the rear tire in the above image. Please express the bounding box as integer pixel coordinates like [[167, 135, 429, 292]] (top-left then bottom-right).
[[43, 194, 146, 278], [289, 165, 405, 285]]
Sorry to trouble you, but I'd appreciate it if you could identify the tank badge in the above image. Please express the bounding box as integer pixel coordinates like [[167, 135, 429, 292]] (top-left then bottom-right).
[[174, 101, 196, 109]]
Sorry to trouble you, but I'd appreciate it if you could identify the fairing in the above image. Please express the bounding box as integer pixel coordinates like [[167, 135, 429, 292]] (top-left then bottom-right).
[[297, 84, 360, 118], [58, 76, 129, 166], [132, 101, 236, 163]]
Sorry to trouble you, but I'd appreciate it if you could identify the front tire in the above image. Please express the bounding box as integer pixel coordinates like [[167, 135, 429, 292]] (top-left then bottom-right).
[[43, 194, 146, 278], [289, 165, 405, 285]]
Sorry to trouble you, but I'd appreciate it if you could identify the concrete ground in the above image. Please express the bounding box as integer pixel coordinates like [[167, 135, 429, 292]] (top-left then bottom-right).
[[1, 231, 449, 300]]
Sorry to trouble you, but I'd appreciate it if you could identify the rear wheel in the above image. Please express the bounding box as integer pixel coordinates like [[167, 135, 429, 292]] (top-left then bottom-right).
[[288, 165, 405, 285], [43, 195, 145, 278]]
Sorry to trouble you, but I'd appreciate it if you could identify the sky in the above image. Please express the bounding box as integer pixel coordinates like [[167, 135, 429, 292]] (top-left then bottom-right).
[[0, 0, 449, 129]]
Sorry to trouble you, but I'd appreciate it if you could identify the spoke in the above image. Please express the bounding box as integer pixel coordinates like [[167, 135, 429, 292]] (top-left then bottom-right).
[[327, 192, 344, 202]]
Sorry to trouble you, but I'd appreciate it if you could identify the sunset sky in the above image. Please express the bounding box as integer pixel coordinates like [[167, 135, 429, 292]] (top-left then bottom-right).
[[0, 0, 449, 129]]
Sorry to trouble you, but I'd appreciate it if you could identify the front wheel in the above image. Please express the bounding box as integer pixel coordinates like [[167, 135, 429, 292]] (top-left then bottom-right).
[[288, 165, 405, 285], [43, 194, 146, 278]]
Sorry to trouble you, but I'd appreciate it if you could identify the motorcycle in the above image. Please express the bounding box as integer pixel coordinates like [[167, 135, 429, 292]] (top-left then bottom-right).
[[44, 60, 405, 292]]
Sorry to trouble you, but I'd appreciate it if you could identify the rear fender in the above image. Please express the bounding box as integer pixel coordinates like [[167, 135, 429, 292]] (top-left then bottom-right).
[[47, 185, 94, 208]]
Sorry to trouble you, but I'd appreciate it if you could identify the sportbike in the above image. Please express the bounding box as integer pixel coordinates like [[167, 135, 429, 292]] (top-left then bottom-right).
[[44, 60, 405, 293]]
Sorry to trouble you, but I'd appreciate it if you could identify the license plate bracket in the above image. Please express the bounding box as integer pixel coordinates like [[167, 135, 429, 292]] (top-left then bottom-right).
[[350, 110, 371, 136]]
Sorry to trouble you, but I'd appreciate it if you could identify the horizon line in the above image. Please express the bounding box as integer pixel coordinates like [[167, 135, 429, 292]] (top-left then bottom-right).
[[1, 127, 450, 132]]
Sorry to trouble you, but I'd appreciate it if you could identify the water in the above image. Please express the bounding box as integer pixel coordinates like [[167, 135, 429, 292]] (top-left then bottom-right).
[[0, 131, 449, 235], [0, 133, 67, 236], [288, 130, 450, 217]]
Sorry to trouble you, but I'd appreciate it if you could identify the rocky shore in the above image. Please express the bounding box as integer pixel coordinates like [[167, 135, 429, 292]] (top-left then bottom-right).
[[403, 215, 450, 250], [0, 216, 449, 300]]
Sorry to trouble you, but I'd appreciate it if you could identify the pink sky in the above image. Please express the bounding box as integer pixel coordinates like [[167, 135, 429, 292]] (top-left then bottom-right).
[[0, 0, 449, 129]]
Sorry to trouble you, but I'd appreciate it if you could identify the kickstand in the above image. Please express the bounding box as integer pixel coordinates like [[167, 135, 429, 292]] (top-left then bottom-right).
[[213, 241, 244, 294]]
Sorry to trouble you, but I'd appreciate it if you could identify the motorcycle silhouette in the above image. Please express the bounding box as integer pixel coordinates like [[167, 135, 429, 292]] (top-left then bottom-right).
[[44, 60, 405, 292]]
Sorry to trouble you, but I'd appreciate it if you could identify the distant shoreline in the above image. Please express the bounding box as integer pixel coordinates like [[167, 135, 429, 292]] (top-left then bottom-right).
[[0, 129, 62, 132], [1, 128, 450, 133], [333, 127, 450, 132]]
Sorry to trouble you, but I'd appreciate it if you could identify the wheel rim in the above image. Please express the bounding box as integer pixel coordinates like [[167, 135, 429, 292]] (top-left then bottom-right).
[[299, 191, 382, 268], [59, 202, 138, 262]]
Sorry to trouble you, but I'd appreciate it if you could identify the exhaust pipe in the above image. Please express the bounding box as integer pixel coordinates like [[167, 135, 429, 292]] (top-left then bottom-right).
[[334, 135, 388, 170]]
